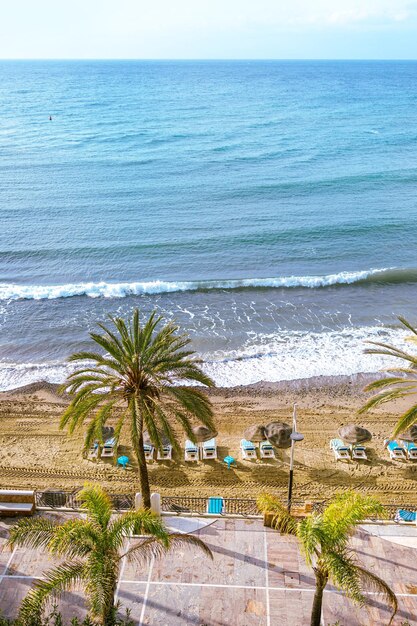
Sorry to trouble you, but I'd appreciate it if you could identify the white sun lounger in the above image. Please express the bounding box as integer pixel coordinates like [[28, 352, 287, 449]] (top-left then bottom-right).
[[351, 445, 368, 461], [184, 440, 199, 461], [330, 438, 350, 461], [157, 444, 172, 461], [143, 443, 154, 462], [201, 438, 217, 460], [101, 437, 116, 458], [385, 440, 407, 460], [240, 439, 257, 460], [259, 441, 275, 459]]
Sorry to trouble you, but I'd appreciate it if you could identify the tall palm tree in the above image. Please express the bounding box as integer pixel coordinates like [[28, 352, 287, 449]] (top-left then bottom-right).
[[359, 316, 417, 436], [257, 491, 397, 626], [60, 309, 215, 508], [8, 484, 212, 626]]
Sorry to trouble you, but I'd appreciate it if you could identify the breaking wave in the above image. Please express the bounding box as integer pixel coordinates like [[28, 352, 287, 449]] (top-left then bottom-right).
[[0, 267, 415, 301]]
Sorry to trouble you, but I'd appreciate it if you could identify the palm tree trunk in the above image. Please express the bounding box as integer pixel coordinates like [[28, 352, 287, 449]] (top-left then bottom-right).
[[102, 574, 118, 626], [137, 428, 151, 509], [310, 569, 327, 626], [132, 398, 151, 509]]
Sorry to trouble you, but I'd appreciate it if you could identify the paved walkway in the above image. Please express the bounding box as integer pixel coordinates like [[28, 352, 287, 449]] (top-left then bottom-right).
[[0, 515, 416, 625]]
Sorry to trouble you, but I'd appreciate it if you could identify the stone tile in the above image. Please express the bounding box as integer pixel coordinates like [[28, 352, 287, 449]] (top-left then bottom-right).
[[140, 583, 267, 626], [151, 518, 267, 587]]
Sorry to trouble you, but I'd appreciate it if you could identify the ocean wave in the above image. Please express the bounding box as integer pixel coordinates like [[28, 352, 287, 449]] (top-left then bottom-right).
[[1, 268, 415, 301]]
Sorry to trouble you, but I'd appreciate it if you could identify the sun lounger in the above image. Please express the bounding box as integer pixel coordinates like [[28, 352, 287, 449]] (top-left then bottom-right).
[[157, 444, 172, 461], [395, 509, 417, 523], [101, 437, 116, 458], [259, 440, 275, 459], [240, 439, 257, 460], [330, 438, 350, 461], [351, 445, 367, 461], [184, 440, 199, 461], [87, 442, 99, 460], [201, 438, 217, 460], [207, 497, 224, 515], [386, 440, 406, 460], [143, 443, 154, 462], [403, 442, 417, 460]]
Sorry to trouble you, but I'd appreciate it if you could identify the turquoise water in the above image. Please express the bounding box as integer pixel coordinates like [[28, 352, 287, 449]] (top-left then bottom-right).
[[1, 60, 417, 388]]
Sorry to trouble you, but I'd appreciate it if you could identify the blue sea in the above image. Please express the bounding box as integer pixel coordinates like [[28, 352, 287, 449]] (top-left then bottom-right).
[[1, 60, 417, 389]]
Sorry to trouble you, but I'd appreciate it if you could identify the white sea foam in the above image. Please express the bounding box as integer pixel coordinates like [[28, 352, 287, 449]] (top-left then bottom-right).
[[0, 268, 393, 301], [202, 326, 408, 387], [0, 325, 408, 390]]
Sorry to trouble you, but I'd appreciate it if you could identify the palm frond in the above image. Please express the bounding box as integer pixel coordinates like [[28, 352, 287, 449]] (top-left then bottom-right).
[[297, 516, 325, 565], [18, 561, 85, 623], [392, 404, 417, 437], [322, 492, 384, 545], [47, 519, 98, 559], [257, 493, 298, 535], [324, 549, 364, 605], [78, 484, 112, 530], [123, 532, 212, 566], [358, 387, 417, 414], [355, 564, 398, 625], [7, 517, 58, 551], [110, 510, 169, 549], [398, 316, 417, 338]]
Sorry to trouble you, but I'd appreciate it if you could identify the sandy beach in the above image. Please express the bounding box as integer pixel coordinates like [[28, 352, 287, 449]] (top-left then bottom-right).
[[0, 374, 415, 506]]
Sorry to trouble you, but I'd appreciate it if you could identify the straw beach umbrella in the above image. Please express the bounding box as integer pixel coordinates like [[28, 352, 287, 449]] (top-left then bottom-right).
[[101, 426, 114, 440], [399, 425, 417, 442], [264, 422, 292, 449], [339, 424, 372, 445], [191, 425, 218, 443], [143, 430, 170, 447], [244, 424, 266, 442]]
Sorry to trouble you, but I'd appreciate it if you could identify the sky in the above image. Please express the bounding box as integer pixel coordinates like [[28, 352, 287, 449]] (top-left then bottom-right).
[[1, 0, 417, 59]]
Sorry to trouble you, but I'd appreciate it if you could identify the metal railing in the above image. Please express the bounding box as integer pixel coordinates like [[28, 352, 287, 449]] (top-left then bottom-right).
[[161, 496, 208, 515], [35, 490, 134, 511], [34, 491, 413, 522], [161, 496, 259, 516]]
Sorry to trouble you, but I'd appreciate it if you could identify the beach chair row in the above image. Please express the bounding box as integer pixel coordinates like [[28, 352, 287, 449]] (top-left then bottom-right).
[[330, 439, 368, 461], [385, 439, 417, 461], [89, 437, 276, 463], [330, 438, 417, 462], [185, 438, 275, 462]]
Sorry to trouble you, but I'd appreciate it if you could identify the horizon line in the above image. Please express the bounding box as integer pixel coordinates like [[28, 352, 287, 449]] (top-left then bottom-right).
[[1, 57, 417, 62]]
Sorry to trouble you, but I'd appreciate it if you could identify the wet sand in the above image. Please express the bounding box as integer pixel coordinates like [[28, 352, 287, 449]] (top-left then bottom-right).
[[0, 375, 416, 505]]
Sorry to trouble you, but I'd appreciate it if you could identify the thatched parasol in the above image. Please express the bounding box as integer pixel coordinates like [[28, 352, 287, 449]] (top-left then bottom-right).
[[244, 424, 266, 443], [338, 424, 372, 445], [264, 422, 292, 449], [102, 426, 114, 440], [143, 430, 170, 447], [399, 425, 417, 442], [191, 425, 218, 443]]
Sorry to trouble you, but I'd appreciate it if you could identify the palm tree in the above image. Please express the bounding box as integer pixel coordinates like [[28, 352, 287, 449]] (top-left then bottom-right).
[[359, 316, 417, 436], [60, 309, 215, 508], [8, 484, 212, 626], [257, 491, 397, 626]]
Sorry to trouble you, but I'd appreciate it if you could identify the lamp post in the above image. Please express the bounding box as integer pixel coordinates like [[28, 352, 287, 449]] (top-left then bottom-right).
[[287, 403, 304, 513]]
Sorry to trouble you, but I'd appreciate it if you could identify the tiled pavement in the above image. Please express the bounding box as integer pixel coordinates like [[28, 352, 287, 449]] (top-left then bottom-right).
[[0, 515, 416, 625]]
